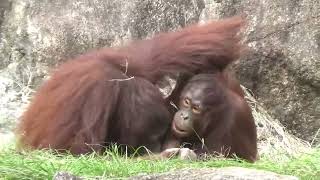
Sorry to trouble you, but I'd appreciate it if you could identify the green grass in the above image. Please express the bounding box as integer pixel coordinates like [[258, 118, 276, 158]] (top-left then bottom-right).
[[0, 145, 319, 180]]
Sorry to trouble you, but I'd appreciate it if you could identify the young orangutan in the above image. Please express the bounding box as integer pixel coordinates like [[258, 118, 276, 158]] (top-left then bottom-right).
[[162, 73, 257, 162]]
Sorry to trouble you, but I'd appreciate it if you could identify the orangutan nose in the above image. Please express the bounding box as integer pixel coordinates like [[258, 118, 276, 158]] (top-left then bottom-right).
[[180, 112, 189, 120]]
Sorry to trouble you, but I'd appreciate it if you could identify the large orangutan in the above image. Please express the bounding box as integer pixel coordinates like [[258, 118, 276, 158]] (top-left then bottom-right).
[[16, 17, 245, 156], [162, 73, 257, 162]]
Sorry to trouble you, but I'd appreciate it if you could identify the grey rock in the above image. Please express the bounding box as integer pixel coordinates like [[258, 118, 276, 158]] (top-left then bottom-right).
[[0, 62, 30, 132], [52, 167, 298, 180], [0, 0, 203, 68], [200, 0, 320, 144], [53, 172, 82, 180], [128, 167, 298, 180], [0, 0, 10, 27]]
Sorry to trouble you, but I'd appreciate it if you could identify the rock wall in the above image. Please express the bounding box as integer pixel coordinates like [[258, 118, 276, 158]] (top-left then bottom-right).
[[200, 0, 320, 143]]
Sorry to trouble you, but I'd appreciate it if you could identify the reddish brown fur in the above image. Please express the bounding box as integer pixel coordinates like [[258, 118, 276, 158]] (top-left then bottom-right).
[[16, 17, 245, 155], [163, 73, 257, 162]]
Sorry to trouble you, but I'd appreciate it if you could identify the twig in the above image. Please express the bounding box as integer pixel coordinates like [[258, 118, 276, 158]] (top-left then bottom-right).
[[108, 76, 134, 82], [122, 58, 129, 74], [311, 128, 320, 147], [192, 128, 210, 153], [108, 58, 135, 82], [169, 101, 179, 110]]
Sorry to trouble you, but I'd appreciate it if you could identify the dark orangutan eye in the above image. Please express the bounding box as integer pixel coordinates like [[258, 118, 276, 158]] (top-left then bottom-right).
[[192, 105, 201, 114], [183, 98, 191, 107]]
